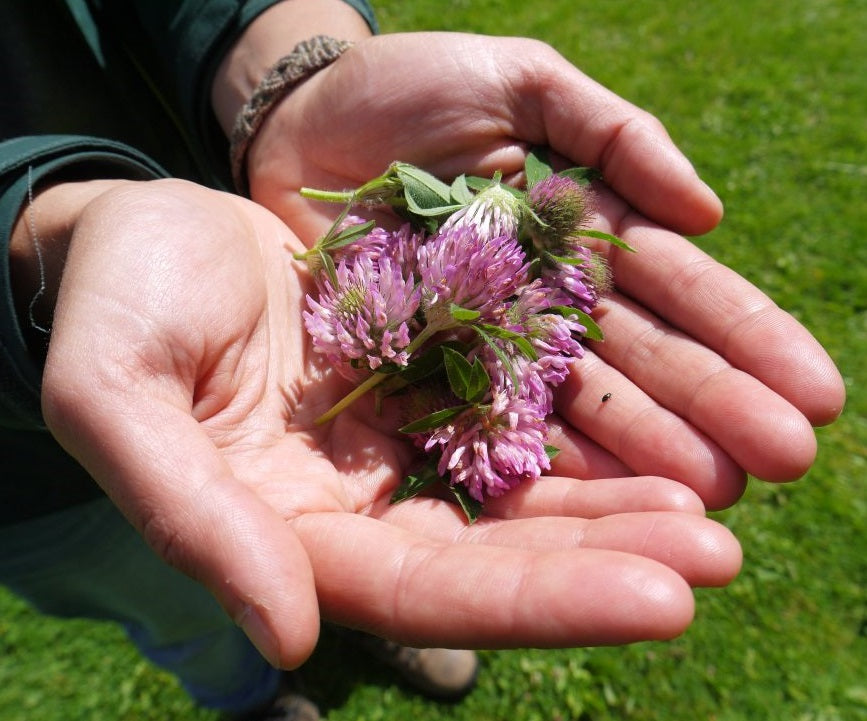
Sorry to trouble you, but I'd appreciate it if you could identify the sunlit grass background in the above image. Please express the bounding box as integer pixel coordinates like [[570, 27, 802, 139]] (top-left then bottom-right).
[[2, 1, 865, 719]]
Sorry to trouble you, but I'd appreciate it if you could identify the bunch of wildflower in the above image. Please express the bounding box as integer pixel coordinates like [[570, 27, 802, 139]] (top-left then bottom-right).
[[297, 157, 632, 521]]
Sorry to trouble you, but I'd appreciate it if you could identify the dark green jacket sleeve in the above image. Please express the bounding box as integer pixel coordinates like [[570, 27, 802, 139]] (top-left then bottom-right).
[[0, 136, 169, 430], [75, 0, 378, 188], [0, 136, 169, 523]]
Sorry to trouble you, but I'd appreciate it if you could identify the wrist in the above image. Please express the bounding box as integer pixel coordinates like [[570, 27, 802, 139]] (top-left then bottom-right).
[[211, 0, 373, 137], [9, 179, 126, 354]]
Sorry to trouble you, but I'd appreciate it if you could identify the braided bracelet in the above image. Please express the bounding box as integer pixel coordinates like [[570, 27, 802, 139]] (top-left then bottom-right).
[[229, 35, 354, 195]]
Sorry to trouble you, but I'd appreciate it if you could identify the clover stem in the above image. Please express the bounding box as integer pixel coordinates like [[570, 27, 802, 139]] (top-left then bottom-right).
[[300, 187, 355, 204], [314, 372, 388, 425], [313, 322, 449, 425]]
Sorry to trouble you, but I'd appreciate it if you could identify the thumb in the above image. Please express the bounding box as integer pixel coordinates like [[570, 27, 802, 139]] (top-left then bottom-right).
[[524, 44, 724, 235], [42, 385, 320, 669]]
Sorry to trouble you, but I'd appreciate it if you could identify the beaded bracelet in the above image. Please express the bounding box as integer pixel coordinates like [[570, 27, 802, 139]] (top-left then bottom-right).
[[229, 35, 354, 195]]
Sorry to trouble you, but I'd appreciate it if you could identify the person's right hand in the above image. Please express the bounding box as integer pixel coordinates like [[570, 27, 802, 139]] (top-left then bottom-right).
[[37, 178, 742, 668], [237, 32, 845, 509]]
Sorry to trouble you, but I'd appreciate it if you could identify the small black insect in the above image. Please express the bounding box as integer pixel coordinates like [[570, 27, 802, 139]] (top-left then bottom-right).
[[601, 392, 613, 403]]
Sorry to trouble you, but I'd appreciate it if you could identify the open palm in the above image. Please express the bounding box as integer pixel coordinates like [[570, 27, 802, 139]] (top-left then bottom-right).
[[40, 179, 744, 669], [242, 32, 844, 512]]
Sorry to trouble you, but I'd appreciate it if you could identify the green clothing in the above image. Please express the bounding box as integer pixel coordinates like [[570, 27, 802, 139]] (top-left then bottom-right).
[[0, 0, 376, 523]]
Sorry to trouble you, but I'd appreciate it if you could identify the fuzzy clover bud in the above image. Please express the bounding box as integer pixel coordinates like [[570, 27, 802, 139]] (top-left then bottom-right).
[[303, 255, 421, 373], [424, 389, 551, 502], [525, 174, 595, 252], [417, 223, 529, 323], [439, 181, 524, 241]]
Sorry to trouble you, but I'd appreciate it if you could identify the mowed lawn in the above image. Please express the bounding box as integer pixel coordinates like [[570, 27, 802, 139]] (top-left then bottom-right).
[[1, 1, 865, 720]]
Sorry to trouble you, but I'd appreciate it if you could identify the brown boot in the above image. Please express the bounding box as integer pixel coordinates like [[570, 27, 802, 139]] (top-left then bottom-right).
[[352, 633, 479, 700], [230, 674, 320, 721], [244, 693, 320, 721]]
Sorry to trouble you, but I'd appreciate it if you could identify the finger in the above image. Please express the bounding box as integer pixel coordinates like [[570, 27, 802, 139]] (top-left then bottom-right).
[[374, 501, 740, 588], [513, 40, 723, 235], [555, 348, 748, 510], [544, 414, 635, 479], [293, 512, 696, 647], [42, 388, 321, 670], [482, 475, 707, 519], [593, 194, 846, 426], [591, 291, 817, 482]]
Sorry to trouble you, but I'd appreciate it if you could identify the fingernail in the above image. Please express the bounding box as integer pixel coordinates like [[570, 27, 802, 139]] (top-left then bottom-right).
[[236, 604, 280, 666]]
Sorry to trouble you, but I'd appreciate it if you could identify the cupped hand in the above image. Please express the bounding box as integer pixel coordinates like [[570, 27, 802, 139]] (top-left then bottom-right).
[[41, 178, 741, 668], [247, 32, 723, 240], [243, 32, 845, 509]]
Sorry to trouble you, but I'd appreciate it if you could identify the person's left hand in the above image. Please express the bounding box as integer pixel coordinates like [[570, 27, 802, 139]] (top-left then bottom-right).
[[40, 178, 743, 668], [241, 32, 845, 510]]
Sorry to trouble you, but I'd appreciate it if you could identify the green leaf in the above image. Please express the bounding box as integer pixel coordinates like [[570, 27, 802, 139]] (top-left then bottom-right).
[[546, 251, 590, 267], [525, 147, 554, 187], [473, 325, 520, 389], [449, 303, 481, 322], [393, 163, 465, 218], [390, 463, 442, 504], [406, 200, 465, 217], [476, 323, 538, 361], [392, 345, 447, 384], [575, 228, 637, 252], [557, 166, 603, 185], [465, 176, 524, 198], [320, 219, 375, 251], [399, 404, 471, 434], [448, 483, 484, 524], [318, 248, 338, 288], [450, 174, 474, 204], [442, 346, 490, 403], [544, 444, 561, 460], [394, 163, 452, 207], [550, 306, 604, 341]]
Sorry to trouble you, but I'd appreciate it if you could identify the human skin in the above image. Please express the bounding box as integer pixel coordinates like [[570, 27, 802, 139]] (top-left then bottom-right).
[[11, 177, 741, 669]]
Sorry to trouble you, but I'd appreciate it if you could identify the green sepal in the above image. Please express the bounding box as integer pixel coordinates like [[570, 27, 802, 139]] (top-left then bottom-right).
[[464, 176, 524, 198], [473, 325, 520, 389], [546, 251, 590, 267]]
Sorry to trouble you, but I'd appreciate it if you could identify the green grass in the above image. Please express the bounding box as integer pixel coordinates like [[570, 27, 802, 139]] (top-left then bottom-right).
[[2, 1, 865, 719]]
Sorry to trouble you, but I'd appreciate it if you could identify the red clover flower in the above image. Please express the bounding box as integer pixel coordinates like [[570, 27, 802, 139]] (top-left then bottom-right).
[[297, 159, 624, 521]]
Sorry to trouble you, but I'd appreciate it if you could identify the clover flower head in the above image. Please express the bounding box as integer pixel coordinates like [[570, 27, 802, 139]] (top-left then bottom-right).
[[425, 389, 551, 502], [417, 224, 529, 322], [540, 244, 599, 314], [439, 181, 523, 241], [525, 312, 585, 386], [526, 174, 595, 252], [476, 342, 553, 415], [334, 222, 425, 278], [303, 255, 421, 372]]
